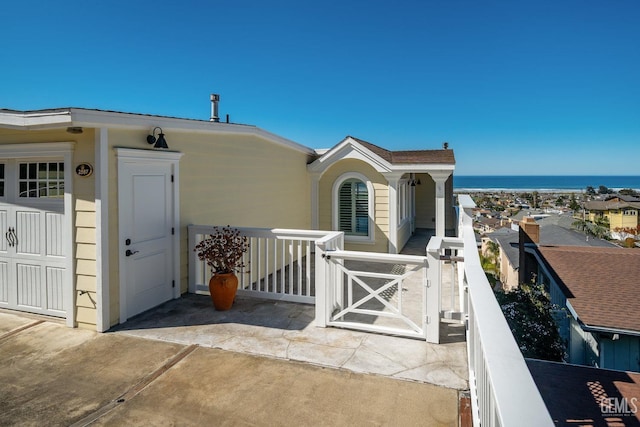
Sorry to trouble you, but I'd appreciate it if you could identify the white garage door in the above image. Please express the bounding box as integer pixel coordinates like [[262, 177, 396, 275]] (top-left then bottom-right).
[[0, 160, 68, 317]]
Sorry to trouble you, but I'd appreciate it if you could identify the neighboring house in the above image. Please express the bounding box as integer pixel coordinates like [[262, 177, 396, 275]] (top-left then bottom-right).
[[584, 196, 640, 232], [485, 215, 614, 292], [474, 217, 503, 234], [0, 107, 455, 332], [483, 228, 519, 291], [520, 219, 640, 372]]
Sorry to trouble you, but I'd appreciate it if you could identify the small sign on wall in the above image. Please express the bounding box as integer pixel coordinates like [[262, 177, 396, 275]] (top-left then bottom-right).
[[76, 163, 94, 177]]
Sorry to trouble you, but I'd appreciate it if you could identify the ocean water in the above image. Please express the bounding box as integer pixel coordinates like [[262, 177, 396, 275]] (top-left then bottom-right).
[[453, 175, 640, 192]]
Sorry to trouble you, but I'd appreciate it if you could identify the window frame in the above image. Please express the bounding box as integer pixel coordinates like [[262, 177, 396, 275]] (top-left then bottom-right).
[[332, 172, 375, 244]]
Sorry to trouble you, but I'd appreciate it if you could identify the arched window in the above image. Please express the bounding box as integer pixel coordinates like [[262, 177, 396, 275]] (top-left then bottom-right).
[[339, 178, 368, 235]]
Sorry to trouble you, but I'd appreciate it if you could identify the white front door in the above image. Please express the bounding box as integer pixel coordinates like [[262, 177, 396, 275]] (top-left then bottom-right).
[[117, 150, 182, 322]]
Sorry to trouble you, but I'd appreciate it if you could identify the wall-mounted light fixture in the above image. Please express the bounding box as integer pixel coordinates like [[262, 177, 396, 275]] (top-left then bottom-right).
[[410, 179, 421, 187], [146, 127, 169, 149], [66, 126, 84, 134]]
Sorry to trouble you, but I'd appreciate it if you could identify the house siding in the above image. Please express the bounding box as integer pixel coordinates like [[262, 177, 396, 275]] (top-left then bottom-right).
[[105, 128, 312, 323], [318, 159, 389, 252]]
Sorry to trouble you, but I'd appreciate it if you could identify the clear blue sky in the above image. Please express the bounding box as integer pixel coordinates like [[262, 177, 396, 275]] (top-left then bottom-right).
[[2, 0, 639, 175]]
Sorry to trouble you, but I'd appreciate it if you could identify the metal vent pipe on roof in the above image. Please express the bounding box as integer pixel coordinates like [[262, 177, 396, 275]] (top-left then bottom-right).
[[210, 94, 220, 122]]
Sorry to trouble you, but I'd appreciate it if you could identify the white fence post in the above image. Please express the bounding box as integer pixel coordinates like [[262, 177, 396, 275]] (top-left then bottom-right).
[[315, 241, 328, 327], [426, 239, 442, 343]]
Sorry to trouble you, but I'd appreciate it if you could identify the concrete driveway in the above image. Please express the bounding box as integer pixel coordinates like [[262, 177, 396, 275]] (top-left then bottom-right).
[[0, 311, 461, 426]]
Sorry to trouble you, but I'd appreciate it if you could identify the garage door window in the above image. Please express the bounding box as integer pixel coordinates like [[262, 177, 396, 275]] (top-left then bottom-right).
[[18, 162, 64, 198]]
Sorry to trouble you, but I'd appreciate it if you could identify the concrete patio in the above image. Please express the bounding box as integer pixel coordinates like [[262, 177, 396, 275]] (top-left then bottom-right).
[[112, 293, 469, 390], [0, 310, 464, 426]]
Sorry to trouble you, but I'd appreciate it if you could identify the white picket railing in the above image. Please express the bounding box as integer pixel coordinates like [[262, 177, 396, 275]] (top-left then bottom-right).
[[454, 195, 554, 427], [189, 225, 337, 304]]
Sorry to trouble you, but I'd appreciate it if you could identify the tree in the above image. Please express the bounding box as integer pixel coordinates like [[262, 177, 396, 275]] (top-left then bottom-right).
[[598, 185, 613, 195], [569, 193, 580, 211], [495, 282, 565, 361], [586, 186, 596, 195], [572, 218, 588, 233]]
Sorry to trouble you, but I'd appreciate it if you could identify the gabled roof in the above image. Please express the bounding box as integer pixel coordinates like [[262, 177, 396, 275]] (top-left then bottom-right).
[[537, 245, 640, 334], [0, 107, 315, 156], [349, 136, 455, 165], [308, 135, 455, 175]]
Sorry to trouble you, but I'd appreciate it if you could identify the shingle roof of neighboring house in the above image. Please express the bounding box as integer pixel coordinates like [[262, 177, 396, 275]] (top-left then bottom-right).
[[539, 224, 615, 247], [537, 245, 640, 333], [349, 136, 455, 165], [584, 199, 640, 211], [488, 217, 615, 271], [607, 195, 640, 203]]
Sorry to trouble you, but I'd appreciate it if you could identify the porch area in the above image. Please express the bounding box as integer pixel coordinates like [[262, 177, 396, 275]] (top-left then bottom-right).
[[114, 228, 468, 391]]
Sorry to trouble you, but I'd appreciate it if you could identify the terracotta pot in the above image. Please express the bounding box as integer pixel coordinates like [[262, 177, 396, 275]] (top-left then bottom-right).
[[208, 272, 238, 311]]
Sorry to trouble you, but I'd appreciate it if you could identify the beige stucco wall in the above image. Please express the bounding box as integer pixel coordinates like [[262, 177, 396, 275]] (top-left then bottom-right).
[[106, 128, 313, 324], [318, 159, 389, 252], [0, 128, 98, 329]]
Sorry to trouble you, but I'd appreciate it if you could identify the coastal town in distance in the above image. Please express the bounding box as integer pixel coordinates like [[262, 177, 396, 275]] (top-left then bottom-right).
[[460, 180, 640, 420], [462, 184, 640, 247]]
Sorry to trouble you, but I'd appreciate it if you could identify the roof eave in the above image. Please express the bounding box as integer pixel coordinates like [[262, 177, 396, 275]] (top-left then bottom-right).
[[0, 108, 315, 156]]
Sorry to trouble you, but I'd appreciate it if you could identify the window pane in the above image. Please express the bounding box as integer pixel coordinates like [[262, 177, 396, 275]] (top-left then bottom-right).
[[49, 162, 58, 179], [39, 181, 47, 197], [0, 163, 4, 179], [28, 163, 37, 180], [19, 163, 27, 180], [39, 163, 47, 179]]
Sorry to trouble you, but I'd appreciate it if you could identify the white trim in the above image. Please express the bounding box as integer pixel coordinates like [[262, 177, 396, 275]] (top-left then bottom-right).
[[310, 173, 320, 229], [116, 148, 184, 323], [171, 159, 181, 300], [308, 136, 455, 176], [332, 172, 375, 244], [0, 109, 315, 156], [385, 174, 403, 254], [0, 142, 75, 157], [63, 149, 74, 327], [312, 138, 392, 174], [95, 128, 110, 331]]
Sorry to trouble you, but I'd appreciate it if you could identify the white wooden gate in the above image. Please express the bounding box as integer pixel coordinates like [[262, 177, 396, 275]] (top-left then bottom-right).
[[323, 250, 431, 340]]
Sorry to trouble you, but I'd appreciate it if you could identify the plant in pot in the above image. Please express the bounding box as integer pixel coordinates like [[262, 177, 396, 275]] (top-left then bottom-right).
[[194, 226, 249, 310]]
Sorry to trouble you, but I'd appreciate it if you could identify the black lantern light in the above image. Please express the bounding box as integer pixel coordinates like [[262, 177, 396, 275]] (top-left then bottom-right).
[[146, 127, 169, 149]]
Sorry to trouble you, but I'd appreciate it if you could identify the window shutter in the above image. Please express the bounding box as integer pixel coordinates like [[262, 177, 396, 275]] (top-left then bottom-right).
[[339, 182, 353, 232]]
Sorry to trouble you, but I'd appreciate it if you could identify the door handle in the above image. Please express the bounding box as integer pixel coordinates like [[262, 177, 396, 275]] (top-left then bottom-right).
[[6, 227, 17, 247], [125, 249, 139, 257], [10, 228, 17, 247]]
